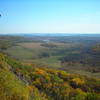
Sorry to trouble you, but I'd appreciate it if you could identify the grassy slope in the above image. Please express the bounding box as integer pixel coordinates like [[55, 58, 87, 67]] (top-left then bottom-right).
[[0, 53, 100, 100], [0, 53, 50, 100], [0, 53, 30, 100]]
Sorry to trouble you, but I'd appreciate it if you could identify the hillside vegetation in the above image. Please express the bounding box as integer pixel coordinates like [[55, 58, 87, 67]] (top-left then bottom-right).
[[0, 53, 100, 100]]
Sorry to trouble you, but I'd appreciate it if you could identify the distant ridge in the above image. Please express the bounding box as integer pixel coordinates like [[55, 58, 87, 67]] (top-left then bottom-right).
[[0, 33, 100, 37]]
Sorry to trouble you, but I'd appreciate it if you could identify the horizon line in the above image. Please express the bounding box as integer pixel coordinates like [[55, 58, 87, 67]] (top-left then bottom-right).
[[0, 33, 100, 34]]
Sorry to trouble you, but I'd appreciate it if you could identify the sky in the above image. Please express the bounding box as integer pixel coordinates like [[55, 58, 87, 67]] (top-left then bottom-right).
[[0, 0, 100, 34]]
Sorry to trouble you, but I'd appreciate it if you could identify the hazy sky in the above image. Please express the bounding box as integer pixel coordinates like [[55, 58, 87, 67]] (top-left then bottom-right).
[[0, 0, 100, 34]]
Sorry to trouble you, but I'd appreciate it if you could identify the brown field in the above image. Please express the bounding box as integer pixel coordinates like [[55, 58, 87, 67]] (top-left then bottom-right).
[[51, 42, 77, 47], [18, 42, 46, 49], [18, 42, 77, 49]]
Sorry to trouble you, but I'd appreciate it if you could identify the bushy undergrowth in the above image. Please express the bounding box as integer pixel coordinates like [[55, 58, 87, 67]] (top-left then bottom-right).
[[0, 53, 100, 100]]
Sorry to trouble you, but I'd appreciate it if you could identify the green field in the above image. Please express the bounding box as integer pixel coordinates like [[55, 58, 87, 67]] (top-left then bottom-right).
[[5, 43, 64, 68]]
